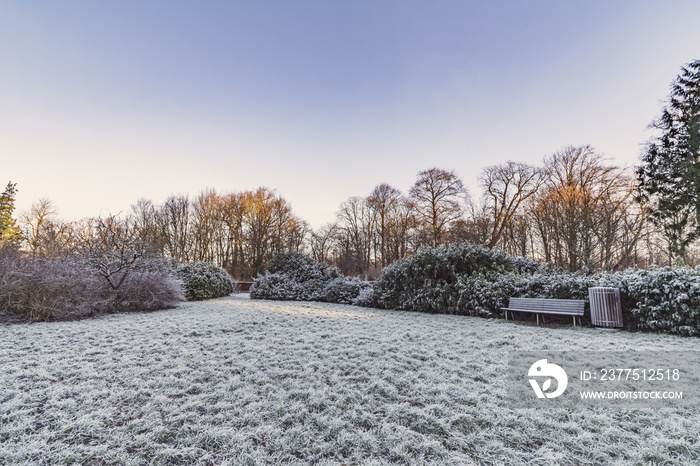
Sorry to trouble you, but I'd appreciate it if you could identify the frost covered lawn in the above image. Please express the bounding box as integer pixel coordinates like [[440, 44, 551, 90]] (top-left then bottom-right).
[[1, 296, 699, 465]]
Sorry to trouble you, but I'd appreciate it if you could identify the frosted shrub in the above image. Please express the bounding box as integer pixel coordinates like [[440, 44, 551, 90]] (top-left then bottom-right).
[[110, 271, 185, 312], [249, 273, 320, 301], [373, 242, 700, 336], [0, 251, 103, 321], [175, 262, 234, 301], [455, 273, 521, 317], [455, 270, 601, 322], [373, 242, 541, 313], [251, 253, 372, 305], [352, 285, 375, 307], [321, 277, 371, 304], [372, 241, 603, 319], [621, 266, 700, 336], [265, 252, 340, 283], [0, 248, 186, 321], [455, 265, 700, 335]]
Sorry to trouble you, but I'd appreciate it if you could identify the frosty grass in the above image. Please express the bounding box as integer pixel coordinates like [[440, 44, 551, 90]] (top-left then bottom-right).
[[1, 295, 699, 465]]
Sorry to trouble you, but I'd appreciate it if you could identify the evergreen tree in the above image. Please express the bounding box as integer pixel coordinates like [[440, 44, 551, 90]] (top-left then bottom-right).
[[0, 181, 22, 246], [638, 60, 700, 262]]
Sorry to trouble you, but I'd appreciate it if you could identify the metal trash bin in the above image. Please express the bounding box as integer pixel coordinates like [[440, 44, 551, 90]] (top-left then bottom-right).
[[588, 287, 623, 328]]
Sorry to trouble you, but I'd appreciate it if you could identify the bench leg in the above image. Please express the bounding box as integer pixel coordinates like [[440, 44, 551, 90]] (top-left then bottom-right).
[[573, 315, 576, 327], [536, 314, 539, 326]]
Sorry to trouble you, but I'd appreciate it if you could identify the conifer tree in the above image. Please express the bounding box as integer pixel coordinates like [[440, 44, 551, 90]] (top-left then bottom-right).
[[638, 60, 700, 261], [0, 181, 22, 246]]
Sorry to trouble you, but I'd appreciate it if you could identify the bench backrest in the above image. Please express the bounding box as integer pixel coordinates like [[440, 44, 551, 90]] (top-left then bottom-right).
[[508, 297, 585, 316]]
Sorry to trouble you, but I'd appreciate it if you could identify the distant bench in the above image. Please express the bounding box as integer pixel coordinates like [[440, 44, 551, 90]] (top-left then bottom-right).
[[232, 281, 254, 292], [502, 297, 585, 326]]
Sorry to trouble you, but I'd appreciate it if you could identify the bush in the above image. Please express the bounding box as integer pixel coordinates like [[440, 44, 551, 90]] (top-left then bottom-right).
[[254, 247, 700, 336], [249, 273, 317, 301], [175, 262, 234, 301], [251, 253, 372, 305], [373, 242, 541, 313], [265, 253, 340, 283], [0, 251, 103, 321], [0, 250, 186, 322], [320, 277, 372, 304], [374, 242, 700, 336], [616, 266, 700, 337], [486, 267, 700, 335], [108, 271, 185, 312], [352, 285, 375, 307], [454, 269, 603, 322]]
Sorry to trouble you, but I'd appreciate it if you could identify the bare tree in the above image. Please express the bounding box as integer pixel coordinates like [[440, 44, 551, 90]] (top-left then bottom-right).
[[458, 202, 492, 246], [36, 218, 76, 258], [527, 146, 647, 270], [591, 171, 647, 269], [336, 196, 375, 275], [409, 168, 467, 247], [191, 188, 222, 263], [283, 216, 309, 254], [145, 188, 308, 278], [218, 192, 247, 275], [385, 196, 416, 263], [328, 185, 418, 275], [131, 198, 164, 255], [158, 194, 192, 262], [75, 215, 146, 292], [20, 198, 57, 256], [269, 194, 298, 254], [310, 223, 339, 264], [479, 161, 543, 249], [244, 187, 276, 274], [367, 183, 402, 267], [501, 213, 532, 258]]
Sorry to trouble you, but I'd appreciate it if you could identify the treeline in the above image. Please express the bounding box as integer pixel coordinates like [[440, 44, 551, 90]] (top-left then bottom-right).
[[316, 145, 652, 277], [4, 59, 699, 278], [0, 146, 683, 280], [321, 59, 700, 275], [14, 187, 307, 278]]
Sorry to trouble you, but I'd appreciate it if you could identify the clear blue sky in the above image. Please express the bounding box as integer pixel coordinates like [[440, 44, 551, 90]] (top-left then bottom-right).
[[2, 1, 700, 228]]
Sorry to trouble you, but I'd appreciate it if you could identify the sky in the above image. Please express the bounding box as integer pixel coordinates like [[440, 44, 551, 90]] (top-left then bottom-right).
[[2, 0, 700, 229]]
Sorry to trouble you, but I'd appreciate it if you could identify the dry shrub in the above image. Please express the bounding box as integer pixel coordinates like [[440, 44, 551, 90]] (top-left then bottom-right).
[[0, 249, 102, 321], [109, 271, 185, 312], [0, 249, 185, 322]]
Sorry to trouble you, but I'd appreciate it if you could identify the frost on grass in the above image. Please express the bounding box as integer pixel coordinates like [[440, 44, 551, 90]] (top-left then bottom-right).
[[1, 297, 699, 465]]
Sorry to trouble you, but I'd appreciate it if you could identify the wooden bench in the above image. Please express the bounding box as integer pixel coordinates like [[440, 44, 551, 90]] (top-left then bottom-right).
[[502, 297, 585, 326]]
